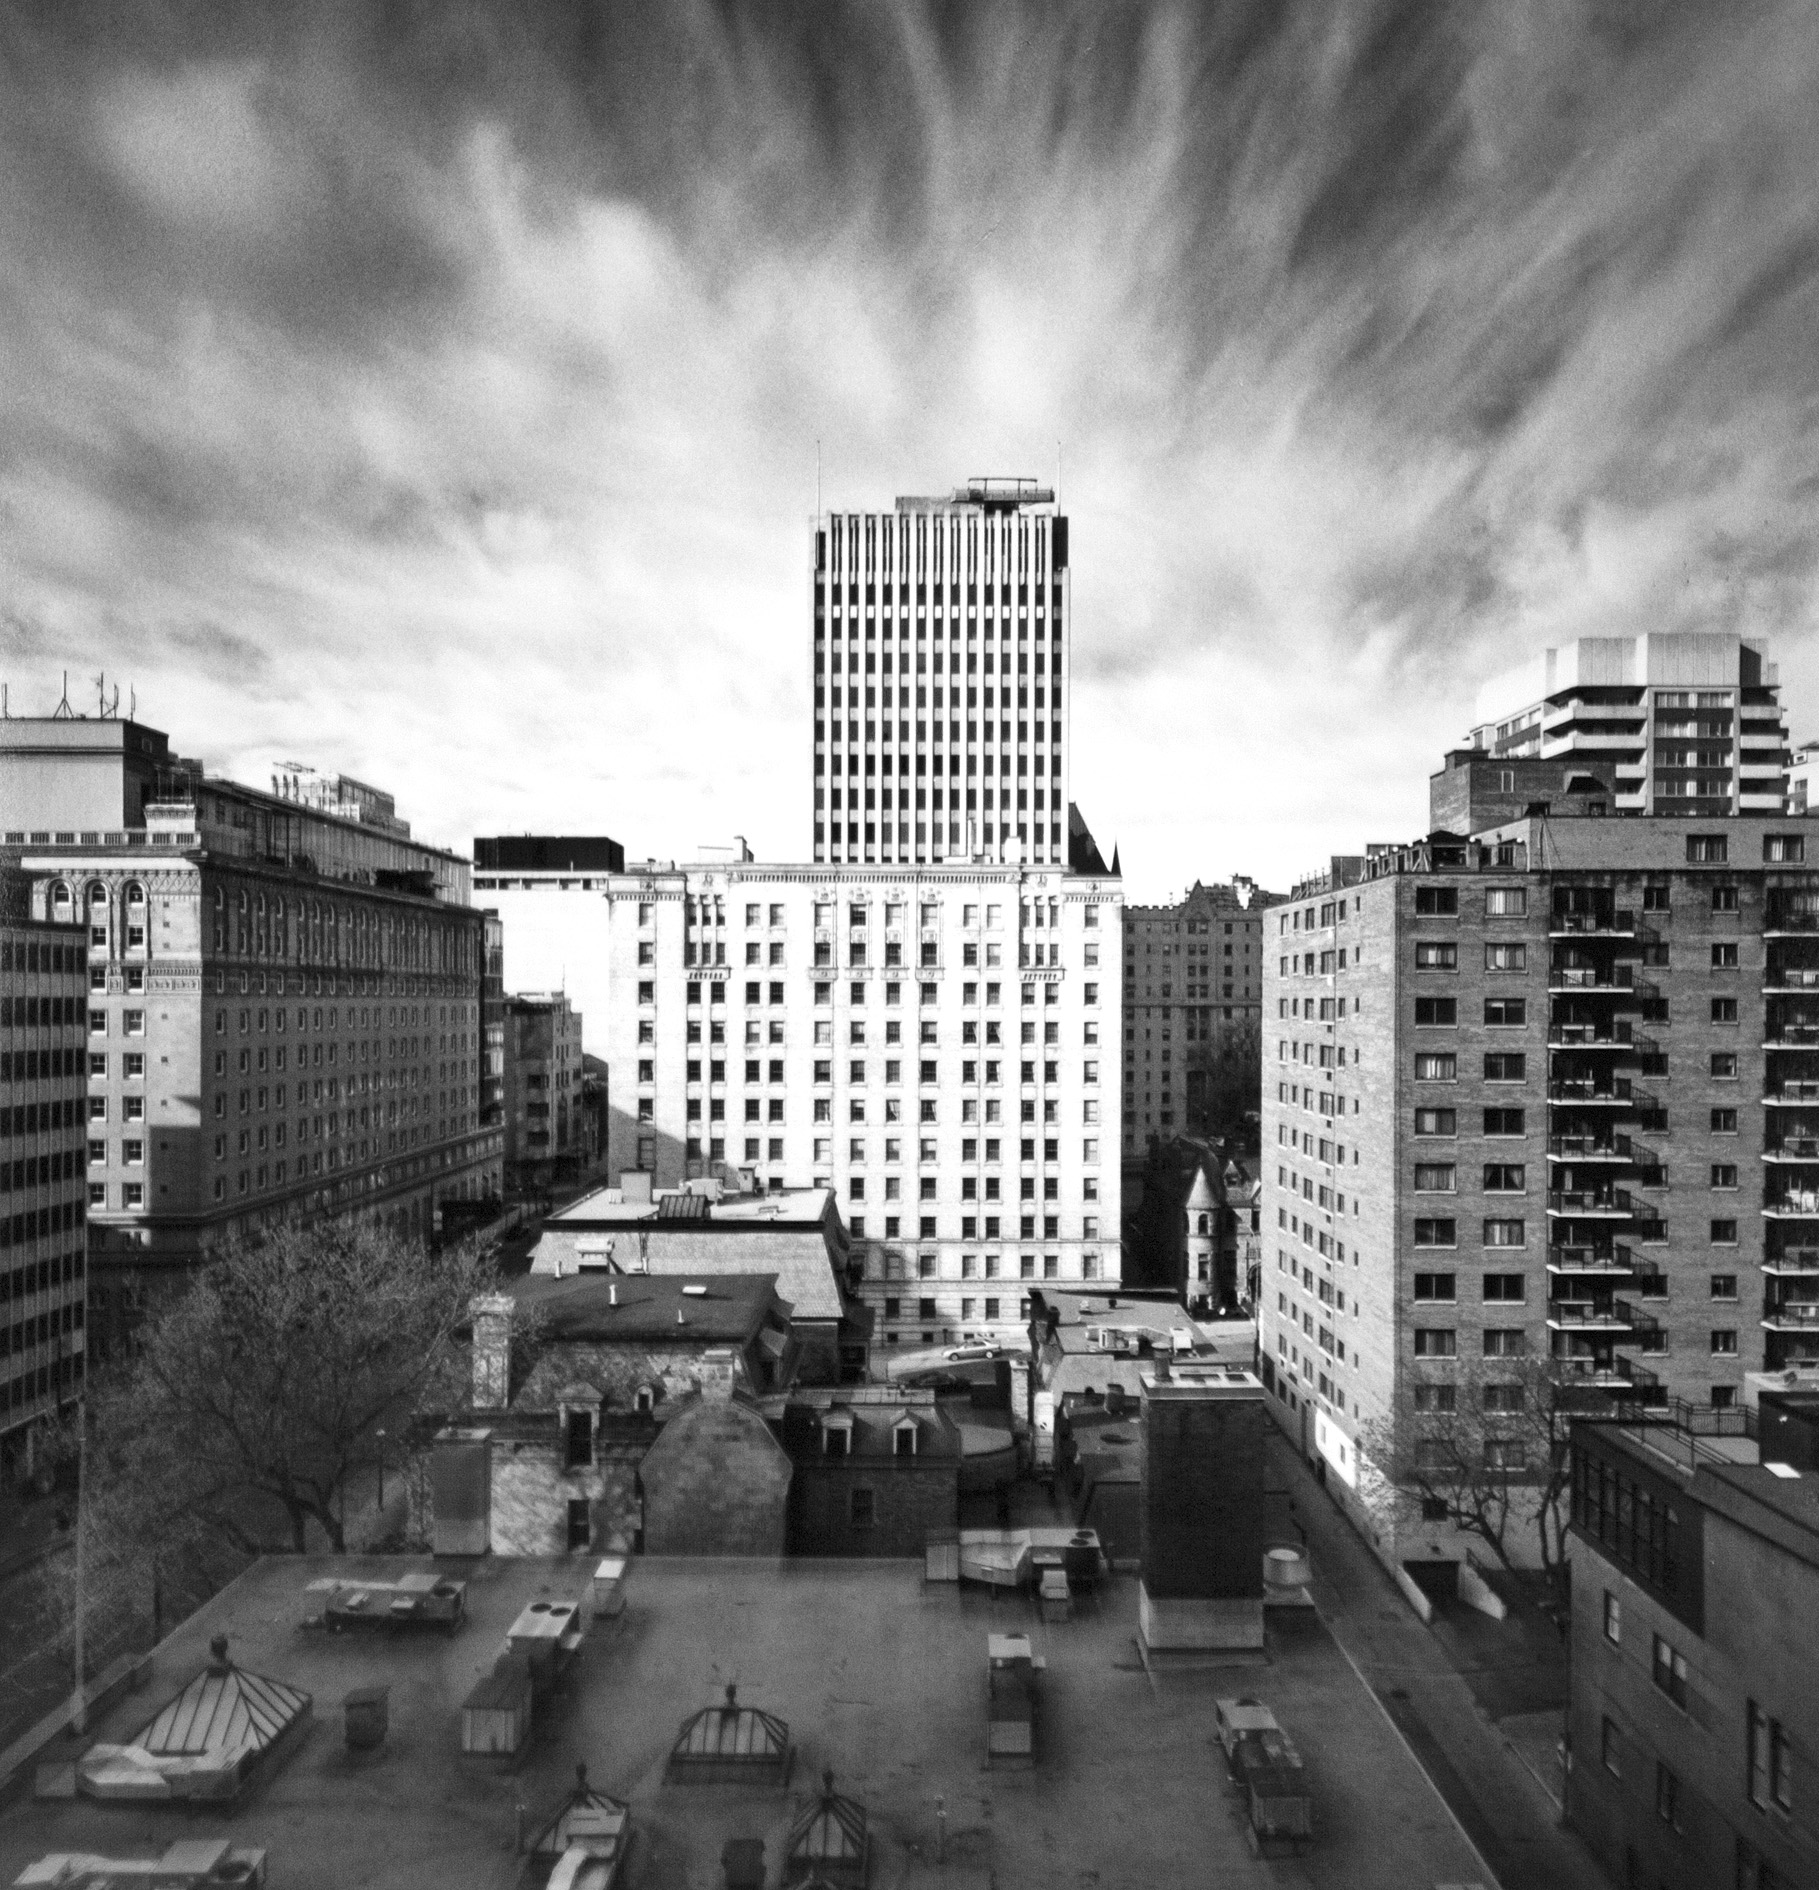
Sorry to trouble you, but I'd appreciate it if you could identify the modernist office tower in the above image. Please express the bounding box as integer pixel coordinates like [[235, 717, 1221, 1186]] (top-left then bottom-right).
[[812, 479, 1069, 868], [1466, 632, 1789, 816]]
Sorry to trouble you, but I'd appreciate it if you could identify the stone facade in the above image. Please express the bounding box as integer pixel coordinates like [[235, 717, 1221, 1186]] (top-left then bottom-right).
[[640, 1393, 793, 1556]]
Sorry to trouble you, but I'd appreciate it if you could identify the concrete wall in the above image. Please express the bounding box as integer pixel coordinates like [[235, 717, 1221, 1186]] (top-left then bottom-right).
[[488, 1436, 644, 1555]]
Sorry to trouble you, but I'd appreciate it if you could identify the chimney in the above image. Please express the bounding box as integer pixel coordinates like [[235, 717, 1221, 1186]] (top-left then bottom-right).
[[470, 1292, 514, 1410], [697, 1346, 738, 1403], [609, 1280, 618, 1308]]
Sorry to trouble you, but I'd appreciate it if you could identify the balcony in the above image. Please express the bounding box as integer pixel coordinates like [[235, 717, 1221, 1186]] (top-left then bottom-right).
[[1764, 1249, 1819, 1276], [1765, 1137, 1819, 1161], [1547, 1299, 1633, 1331], [1764, 1189, 1819, 1217], [1547, 1134, 1632, 1162], [1762, 1300, 1819, 1331], [1612, 1299, 1661, 1337], [1765, 968, 1819, 992], [1764, 1024, 1819, 1049], [1548, 965, 1637, 994], [1546, 1024, 1640, 1051], [1765, 1080, 1819, 1105], [1547, 1078, 1634, 1105], [1548, 1189, 1633, 1217], [1548, 1243, 1634, 1275], [1548, 910, 1637, 938], [1764, 910, 1819, 936]]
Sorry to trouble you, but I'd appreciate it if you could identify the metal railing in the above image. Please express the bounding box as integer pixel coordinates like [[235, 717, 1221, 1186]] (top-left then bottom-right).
[[1548, 1243, 1634, 1272], [1549, 910, 1637, 935], [1548, 1189, 1633, 1214]]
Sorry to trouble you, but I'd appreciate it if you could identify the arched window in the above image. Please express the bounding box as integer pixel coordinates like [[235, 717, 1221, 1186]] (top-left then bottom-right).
[[125, 882, 145, 910], [87, 882, 109, 910], [50, 882, 72, 921]]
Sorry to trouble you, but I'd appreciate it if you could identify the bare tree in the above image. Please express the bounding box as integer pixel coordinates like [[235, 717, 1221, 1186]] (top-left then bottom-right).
[[98, 1222, 498, 1556], [1362, 1352, 1580, 1597]]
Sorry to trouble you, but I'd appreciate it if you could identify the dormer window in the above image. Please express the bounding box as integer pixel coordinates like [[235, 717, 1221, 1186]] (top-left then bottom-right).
[[823, 1412, 854, 1457], [565, 1408, 594, 1469], [634, 1385, 656, 1417], [893, 1417, 919, 1458]]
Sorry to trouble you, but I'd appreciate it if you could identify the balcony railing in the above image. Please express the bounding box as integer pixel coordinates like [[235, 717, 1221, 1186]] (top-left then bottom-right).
[[1549, 965, 1636, 992], [1548, 1243, 1634, 1274], [1548, 1189, 1633, 1215], [1765, 910, 1819, 934], [1765, 1024, 1819, 1047], [1767, 968, 1819, 990], [1547, 1300, 1633, 1330], [1549, 910, 1637, 937], [1765, 1081, 1819, 1104], [1765, 1190, 1819, 1215], [1767, 1137, 1819, 1161], [1612, 1299, 1660, 1335], [1547, 1024, 1637, 1049], [1548, 1078, 1634, 1104], [1547, 1135, 1632, 1161], [1765, 1249, 1819, 1274], [1763, 1301, 1819, 1329]]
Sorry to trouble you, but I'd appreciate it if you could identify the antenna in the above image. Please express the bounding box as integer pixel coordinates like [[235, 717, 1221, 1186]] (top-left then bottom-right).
[[54, 671, 73, 719], [816, 438, 822, 518]]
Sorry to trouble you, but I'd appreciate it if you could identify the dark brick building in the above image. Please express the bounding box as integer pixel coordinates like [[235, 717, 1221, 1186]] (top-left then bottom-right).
[[780, 1385, 962, 1557], [1566, 1409, 1818, 1890]]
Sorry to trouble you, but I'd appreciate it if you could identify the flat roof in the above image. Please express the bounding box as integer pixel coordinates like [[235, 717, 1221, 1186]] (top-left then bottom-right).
[[0, 1554, 1486, 1890], [502, 1272, 782, 1343]]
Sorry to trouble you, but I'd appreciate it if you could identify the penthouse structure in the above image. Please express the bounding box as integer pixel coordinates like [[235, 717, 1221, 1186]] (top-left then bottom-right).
[[1466, 632, 1789, 816], [0, 872, 88, 1472], [1121, 877, 1280, 1157], [812, 478, 1069, 869], [581, 855, 1122, 1350], [1261, 809, 1819, 1570], [0, 714, 501, 1345]]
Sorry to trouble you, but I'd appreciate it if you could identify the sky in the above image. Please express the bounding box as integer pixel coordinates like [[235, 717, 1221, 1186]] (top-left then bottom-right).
[[5, 0, 1819, 900]]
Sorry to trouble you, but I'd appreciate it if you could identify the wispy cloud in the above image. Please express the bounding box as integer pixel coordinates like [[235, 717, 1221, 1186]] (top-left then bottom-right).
[[3, 0, 1819, 891]]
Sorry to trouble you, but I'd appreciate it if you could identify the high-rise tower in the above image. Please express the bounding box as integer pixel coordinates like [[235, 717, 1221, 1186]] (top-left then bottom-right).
[[812, 478, 1069, 868]]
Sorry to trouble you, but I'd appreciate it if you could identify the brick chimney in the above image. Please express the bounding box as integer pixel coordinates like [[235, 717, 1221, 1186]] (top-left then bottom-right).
[[470, 1292, 515, 1410]]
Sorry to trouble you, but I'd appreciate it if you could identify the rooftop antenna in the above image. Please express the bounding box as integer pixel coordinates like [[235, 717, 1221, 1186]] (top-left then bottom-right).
[[53, 671, 73, 719], [2, 683, 8, 718], [128, 686, 136, 721], [816, 438, 822, 518]]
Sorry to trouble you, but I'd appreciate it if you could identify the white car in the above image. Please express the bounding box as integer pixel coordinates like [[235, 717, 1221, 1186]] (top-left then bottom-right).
[[943, 1343, 1000, 1361]]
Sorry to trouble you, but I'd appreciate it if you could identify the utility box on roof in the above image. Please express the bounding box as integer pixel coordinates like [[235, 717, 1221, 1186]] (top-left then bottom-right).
[[986, 1634, 1043, 1768], [461, 1659, 532, 1756], [432, 1428, 492, 1557]]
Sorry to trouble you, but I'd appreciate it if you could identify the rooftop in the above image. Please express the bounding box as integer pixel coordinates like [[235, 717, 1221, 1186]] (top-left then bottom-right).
[[0, 1553, 1487, 1890], [501, 1272, 784, 1345]]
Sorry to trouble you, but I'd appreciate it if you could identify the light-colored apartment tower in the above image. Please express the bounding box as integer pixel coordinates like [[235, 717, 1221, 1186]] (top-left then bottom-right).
[[1467, 631, 1789, 815], [1121, 877, 1280, 1159], [813, 478, 1068, 868], [590, 856, 1122, 1349], [1261, 810, 1819, 1573]]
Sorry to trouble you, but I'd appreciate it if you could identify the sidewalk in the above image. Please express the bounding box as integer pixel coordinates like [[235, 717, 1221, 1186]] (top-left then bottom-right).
[[1270, 1430, 1610, 1890]]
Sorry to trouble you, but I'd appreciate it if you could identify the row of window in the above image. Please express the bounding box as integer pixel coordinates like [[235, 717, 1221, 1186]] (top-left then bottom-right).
[[644, 979, 1096, 1009], [682, 1096, 1098, 1128]]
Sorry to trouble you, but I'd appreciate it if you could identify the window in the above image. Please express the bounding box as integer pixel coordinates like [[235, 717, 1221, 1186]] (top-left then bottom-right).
[[1711, 1273, 1737, 1300], [1655, 1761, 1681, 1830], [1712, 1163, 1739, 1188], [1652, 1633, 1688, 1706], [1483, 1439, 1523, 1471], [1482, 1328, 1526, 1357], [565, 1408, 594, 1469], [1483, 1163, 1525, 1191], [1484, 1053, 1526, 1081], [1413, 1328, 1456, 1357], [1414, 886, 1458, 915], [1415, 1053, 1457, 1081], [1712, 1107, 1738, 1133], [1413, 1272, 1456, 1301], [1765, 834, 1806, 863], [1712, 997, 1738, 1023], [1712, 942, 1740, 968], [1483, 1218, 1527, 1248], [1481, 1382, 1523, 1412], [849, 1488, 876, 1528], [1413, 1218, 1457, 1246], [1603, 1591, 1621, 1644], [1712, 1052, 1739, 1079], [1412, 1383, 1456, 1412], [1415, 997, 1457, 1026], [1484, 999, 1526, 1027], [1642, 883, 1670, 910], [1601, 1716, 1621, 1776], [1687, 835, 1728, 863], [1484, 888, 1527, 916], [1415, 1108, 1457, 1135], [1415, 942, 1457, 969], [1482, 1273, 1526, 1302], [1711, 1219, 1738, 1244], [1748, 1702, 1793, 1812], [1712, 1329, 1739, 1355], [1713, 884, 1739, 912], [1484, 1107, 1525, 1136], [1485, 944, 1526, 971], [1413, 1164, 1456, 1192]]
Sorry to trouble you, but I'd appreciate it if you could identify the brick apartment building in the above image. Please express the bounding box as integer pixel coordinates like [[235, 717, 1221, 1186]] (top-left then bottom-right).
[[0, 872, 88, 1475], [503, 992, 587, 1191]]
